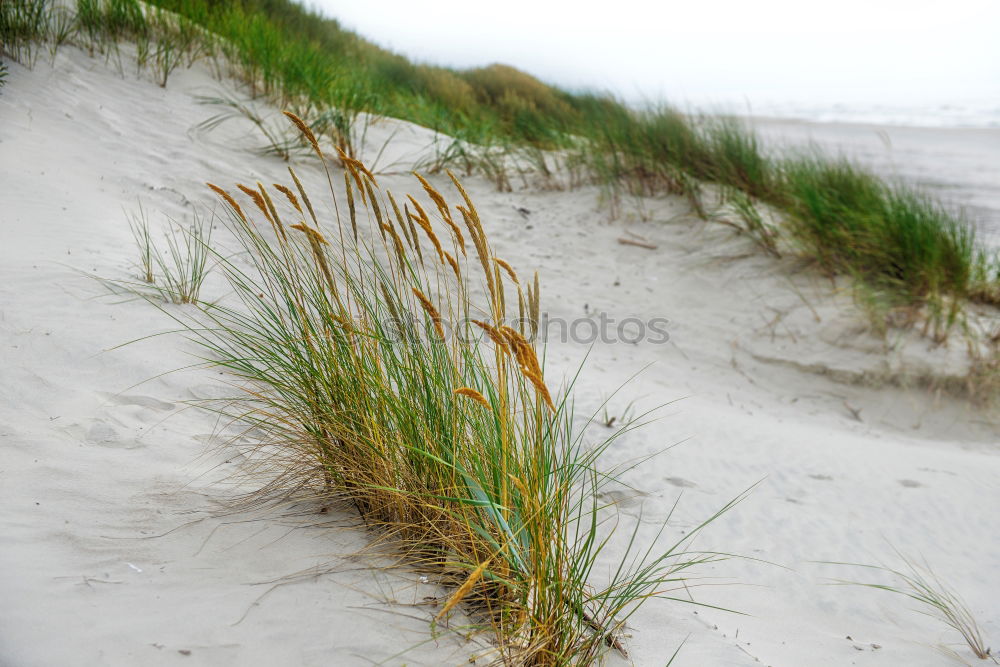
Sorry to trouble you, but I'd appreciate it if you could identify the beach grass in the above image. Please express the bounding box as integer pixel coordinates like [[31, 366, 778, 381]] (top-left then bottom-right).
[[780, 155, 985, 315], [127, 203, 212, 303], [828, 553, 996, 662], [1, 0, 49, 64], [169, 115, 743, 663]]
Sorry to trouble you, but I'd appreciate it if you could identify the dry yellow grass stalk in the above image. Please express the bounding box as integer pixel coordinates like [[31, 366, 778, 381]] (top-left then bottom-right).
[[386, 191, 413, 249], [435, 559, 491, 621], [406, 207, 422, 259], [413, 172, 446, 211], [379, 281, 402, 325], [288, 166, 319, 226], [412, 287, 446, 340], [258, 182, 287, 241], [273, 183, 303, 214], [414, 172, 466, 255], [409, 208, 446, 265], [500, 326, 542, 376], [290, 223, 336, 294], [282, 111, 322, 161], [517, 285, 526, 334], [493, 257, 520, 284], [289, 223, 328, 245], [365, 180, 383, 228], [453, 387, 491, 410], [335, 145, 376, 181], [495, 323, 554, 411], [446, 169, 480, 228], [473, 319, 511, 353], [443, 251, 461, 283], [521, 368, 556, 412], [457, 204, 496, 306], [339, 153, 367, 206], [381, 223, 407, 268], [344, 171, 358, 242], [237, 183, 274, 224], [402, 205, 424, 264], [406, 194, 431, 226], [528, 272, 541, 337], [258, 181, 280, 221], [206, 182, 246, 221], [494, 264, 505, 318]]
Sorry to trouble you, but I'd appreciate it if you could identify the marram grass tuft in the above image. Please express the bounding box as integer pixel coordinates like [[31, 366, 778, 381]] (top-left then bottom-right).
[[182, 113, 741, 664]]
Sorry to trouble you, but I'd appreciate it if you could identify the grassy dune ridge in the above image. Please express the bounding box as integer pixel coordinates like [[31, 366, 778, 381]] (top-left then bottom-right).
[[4, 0, 998, 324]]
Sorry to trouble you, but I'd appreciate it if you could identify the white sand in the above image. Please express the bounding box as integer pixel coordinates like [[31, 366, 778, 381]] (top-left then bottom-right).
[[1, 48, 998, 666]]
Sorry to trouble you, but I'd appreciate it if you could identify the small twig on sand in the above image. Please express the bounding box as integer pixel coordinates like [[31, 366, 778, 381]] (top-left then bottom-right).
[[617, 238, 657, 250]]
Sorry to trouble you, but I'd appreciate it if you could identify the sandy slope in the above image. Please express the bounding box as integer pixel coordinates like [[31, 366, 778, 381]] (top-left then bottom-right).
[[1, 48, 998, 666]]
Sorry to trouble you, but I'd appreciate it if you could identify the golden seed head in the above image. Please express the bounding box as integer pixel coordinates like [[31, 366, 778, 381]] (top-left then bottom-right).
[[273, 183, 302, 214], [336, 146, 376, 181], [472, 319, 510, 353], [493, 258, 520, 284], [453, 387, 491, 410], [443, 251, 461, 282], [499, 325, 542, 376], [237, 183, 273, 224], [521, 368, 556, 412], [206, 182, 246, 221], [282, 110, 323, 161], [414, 172, 466, 255], [381, 223, 407, 267], [290, 223, 329, 245], [412, 287, 445, 340], [409, 209, 446, 265], [288, 167, 318, 225], [344, 170, 357, 242], [435, 559, 490, 621], [406, 194, 430, 224]]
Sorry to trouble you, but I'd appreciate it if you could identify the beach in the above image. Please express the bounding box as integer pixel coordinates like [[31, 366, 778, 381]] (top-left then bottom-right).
[[1, 46, 998, 667]]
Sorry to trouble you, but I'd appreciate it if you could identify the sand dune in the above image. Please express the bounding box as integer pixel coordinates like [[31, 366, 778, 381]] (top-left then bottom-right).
[[1, 48, 997, 666]]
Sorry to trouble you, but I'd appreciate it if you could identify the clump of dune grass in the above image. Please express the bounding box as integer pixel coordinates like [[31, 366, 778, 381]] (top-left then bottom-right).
[[127, 204, 212, 303], [194, 93, 301, 160], [127, 202, 156, 284], [779, 154, 991, 335], [827, 553, 996, 662], [170, 113, 742, 664], [155, 210, 211, 303], [1, 0, 50, 65], [711, 186, 782, 258]]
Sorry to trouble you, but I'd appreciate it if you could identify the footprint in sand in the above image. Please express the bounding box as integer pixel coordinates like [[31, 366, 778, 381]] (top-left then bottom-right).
[[70, 421, 143, 449], [98, 392, 175, 411], [597, 489, 651, 508], [186, 384, 235, 401]]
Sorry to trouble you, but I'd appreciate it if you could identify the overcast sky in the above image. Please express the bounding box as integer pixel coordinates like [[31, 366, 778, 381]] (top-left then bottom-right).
[[313, 0, 999, 111]]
